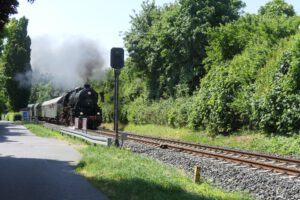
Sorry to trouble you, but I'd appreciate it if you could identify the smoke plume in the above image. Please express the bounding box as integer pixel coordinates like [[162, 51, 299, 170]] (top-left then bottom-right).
[[31, 36, 107, 89], [14, 69, 32, 89]]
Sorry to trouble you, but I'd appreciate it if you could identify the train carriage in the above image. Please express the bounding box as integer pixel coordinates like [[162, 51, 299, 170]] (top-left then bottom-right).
[[33, 103, 41, 121], [27, 104, 34, 121], [41, 96, 63, 122]]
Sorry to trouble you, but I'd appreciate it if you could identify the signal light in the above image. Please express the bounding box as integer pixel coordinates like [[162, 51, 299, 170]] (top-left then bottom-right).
[[110, 48, 124, 69]]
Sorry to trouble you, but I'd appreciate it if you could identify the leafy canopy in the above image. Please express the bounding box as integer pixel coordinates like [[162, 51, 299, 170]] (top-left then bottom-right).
[[0, 0, 34, 31], [124, 0, 245, 99], [2, 17, 32, 111], [258, 0, 295, 17]]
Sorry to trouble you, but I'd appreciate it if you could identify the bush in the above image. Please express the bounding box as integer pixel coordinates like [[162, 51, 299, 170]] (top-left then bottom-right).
[[101, 103, 114, 123], [257, 90, 300, 135], [98, 8, 300, 136], [188, 14, 300, 135], [167, 97, 193, 128], [127, 98, 171, 126], [125, 97, 193, 128], [5, 112, 21, 121], [253, 34, 300, 134], [189, 41, 270, 134]]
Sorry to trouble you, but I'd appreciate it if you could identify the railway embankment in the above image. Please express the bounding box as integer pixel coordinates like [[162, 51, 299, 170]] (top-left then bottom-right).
[[24, 122, 300, 199], [24, 122, 252, 200], [99, 123, 300, 199], [102, 123, 300, 158], [124, 140, 300, 200]]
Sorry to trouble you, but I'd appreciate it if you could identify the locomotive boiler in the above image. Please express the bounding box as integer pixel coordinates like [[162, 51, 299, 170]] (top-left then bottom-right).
[[62, 83, 102, 129]]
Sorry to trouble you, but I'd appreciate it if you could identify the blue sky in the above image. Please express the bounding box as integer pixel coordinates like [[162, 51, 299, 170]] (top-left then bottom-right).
[[15, 0, 300, 65]]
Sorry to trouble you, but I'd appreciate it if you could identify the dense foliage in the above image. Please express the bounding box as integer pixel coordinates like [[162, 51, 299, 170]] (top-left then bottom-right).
[[190, 12, 300, 134], [0, 17, 32, 111], [5, 112, 21, 121], [253, 34, 300, 135], [0, 0, 34, 31], [98, 0, 300, 136], [124, 0, 245, 99], [258, 0, 295, 17], [0, 74, 7, 113], [0, 1, 35, 114], [29, 72, 64, 103], [8, 0, 297, 137]]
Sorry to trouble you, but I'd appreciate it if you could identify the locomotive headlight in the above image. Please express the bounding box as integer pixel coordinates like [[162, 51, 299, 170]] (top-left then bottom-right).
[[80, 112, 83, 115], [88, 91, 91, 95], [97, 112, 100, 115]]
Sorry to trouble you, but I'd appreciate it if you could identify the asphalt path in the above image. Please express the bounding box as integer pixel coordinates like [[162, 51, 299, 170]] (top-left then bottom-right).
[[0, 121, 108, 200]]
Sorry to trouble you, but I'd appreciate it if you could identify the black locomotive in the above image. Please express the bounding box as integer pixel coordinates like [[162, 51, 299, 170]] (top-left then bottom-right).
[[61, 83, 102, 129], [30, 83, 102, 129]]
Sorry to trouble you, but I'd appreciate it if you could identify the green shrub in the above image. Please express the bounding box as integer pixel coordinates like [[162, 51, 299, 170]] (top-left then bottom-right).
[[101, 103, 114, 123], [125, 97, 193, 128], [98, 7, 300, 136], [189, 41, 270, 134], [253, 34, 300, 134], [257, 90, 300, 135], [167, 97, 193, 128], [5, 112, 21, 121], [127, 98, 171, 126], [188, 14, 300, 135]]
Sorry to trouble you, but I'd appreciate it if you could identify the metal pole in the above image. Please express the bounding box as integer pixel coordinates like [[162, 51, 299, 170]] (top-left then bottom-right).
[[114, 69, 120, 147]]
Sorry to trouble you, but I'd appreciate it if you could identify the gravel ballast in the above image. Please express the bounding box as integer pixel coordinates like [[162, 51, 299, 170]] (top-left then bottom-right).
[[123, 140, 300, 200]]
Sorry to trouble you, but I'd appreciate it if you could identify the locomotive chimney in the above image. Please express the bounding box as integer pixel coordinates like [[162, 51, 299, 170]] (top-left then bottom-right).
[[84, 83, 91, 88]]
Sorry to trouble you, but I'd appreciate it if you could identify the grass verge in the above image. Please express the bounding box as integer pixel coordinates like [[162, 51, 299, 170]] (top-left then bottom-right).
[[102, 123, 300, 156], [23, 123, 252, 200], [24, 123, 84, 145]]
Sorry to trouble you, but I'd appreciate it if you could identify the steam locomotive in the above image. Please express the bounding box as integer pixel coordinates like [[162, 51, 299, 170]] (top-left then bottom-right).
[[28, 83, 102, 129]]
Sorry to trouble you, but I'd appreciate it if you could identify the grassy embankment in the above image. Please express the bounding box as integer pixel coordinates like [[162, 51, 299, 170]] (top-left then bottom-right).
[[102, 123, 300, 156], [24, 123, 252, 200]]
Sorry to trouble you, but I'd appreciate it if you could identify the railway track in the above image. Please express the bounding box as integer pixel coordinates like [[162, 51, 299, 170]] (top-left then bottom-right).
[[95, 129, 300, 177], [41, 122, 300, 177]]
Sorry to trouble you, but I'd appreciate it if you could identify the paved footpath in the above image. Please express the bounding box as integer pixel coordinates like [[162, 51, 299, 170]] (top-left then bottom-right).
[[0, 122, 108, 200]]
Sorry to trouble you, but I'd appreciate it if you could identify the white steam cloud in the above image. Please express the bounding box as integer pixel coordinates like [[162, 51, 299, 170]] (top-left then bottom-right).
[[31, 36, 107, 89], [15, 69, 32, 88]]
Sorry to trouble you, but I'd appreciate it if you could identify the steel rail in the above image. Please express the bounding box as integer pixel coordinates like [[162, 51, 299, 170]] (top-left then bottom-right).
[[42, 124, 300, 176], [96, 129, 300, 176]]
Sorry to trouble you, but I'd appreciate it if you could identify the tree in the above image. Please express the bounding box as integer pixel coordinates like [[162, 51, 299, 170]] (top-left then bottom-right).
[[2, 17, 32, 111], [189, 5, 300, 134], [258, 0, 295, 17], [124, 0, 245, 99], [0, 66, 7, 114], [0, 0, 34, 31], [0, 0, 18, 32], [29, 72, 64, 103], [30, 83, 62, 103], [124, 1, 162, 99], [163, 0, 245, 94]]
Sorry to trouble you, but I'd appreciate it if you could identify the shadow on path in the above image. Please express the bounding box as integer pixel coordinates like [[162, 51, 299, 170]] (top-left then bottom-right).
[[0, 122, 25, 143], [0, 156, 107, 200]]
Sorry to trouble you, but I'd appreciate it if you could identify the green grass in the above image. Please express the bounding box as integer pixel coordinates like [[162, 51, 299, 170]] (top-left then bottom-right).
[[24, 123, 252, 200], [23, 123, 86, 146], [77, 145, 252, 200], [102, 123, 300, 156]]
